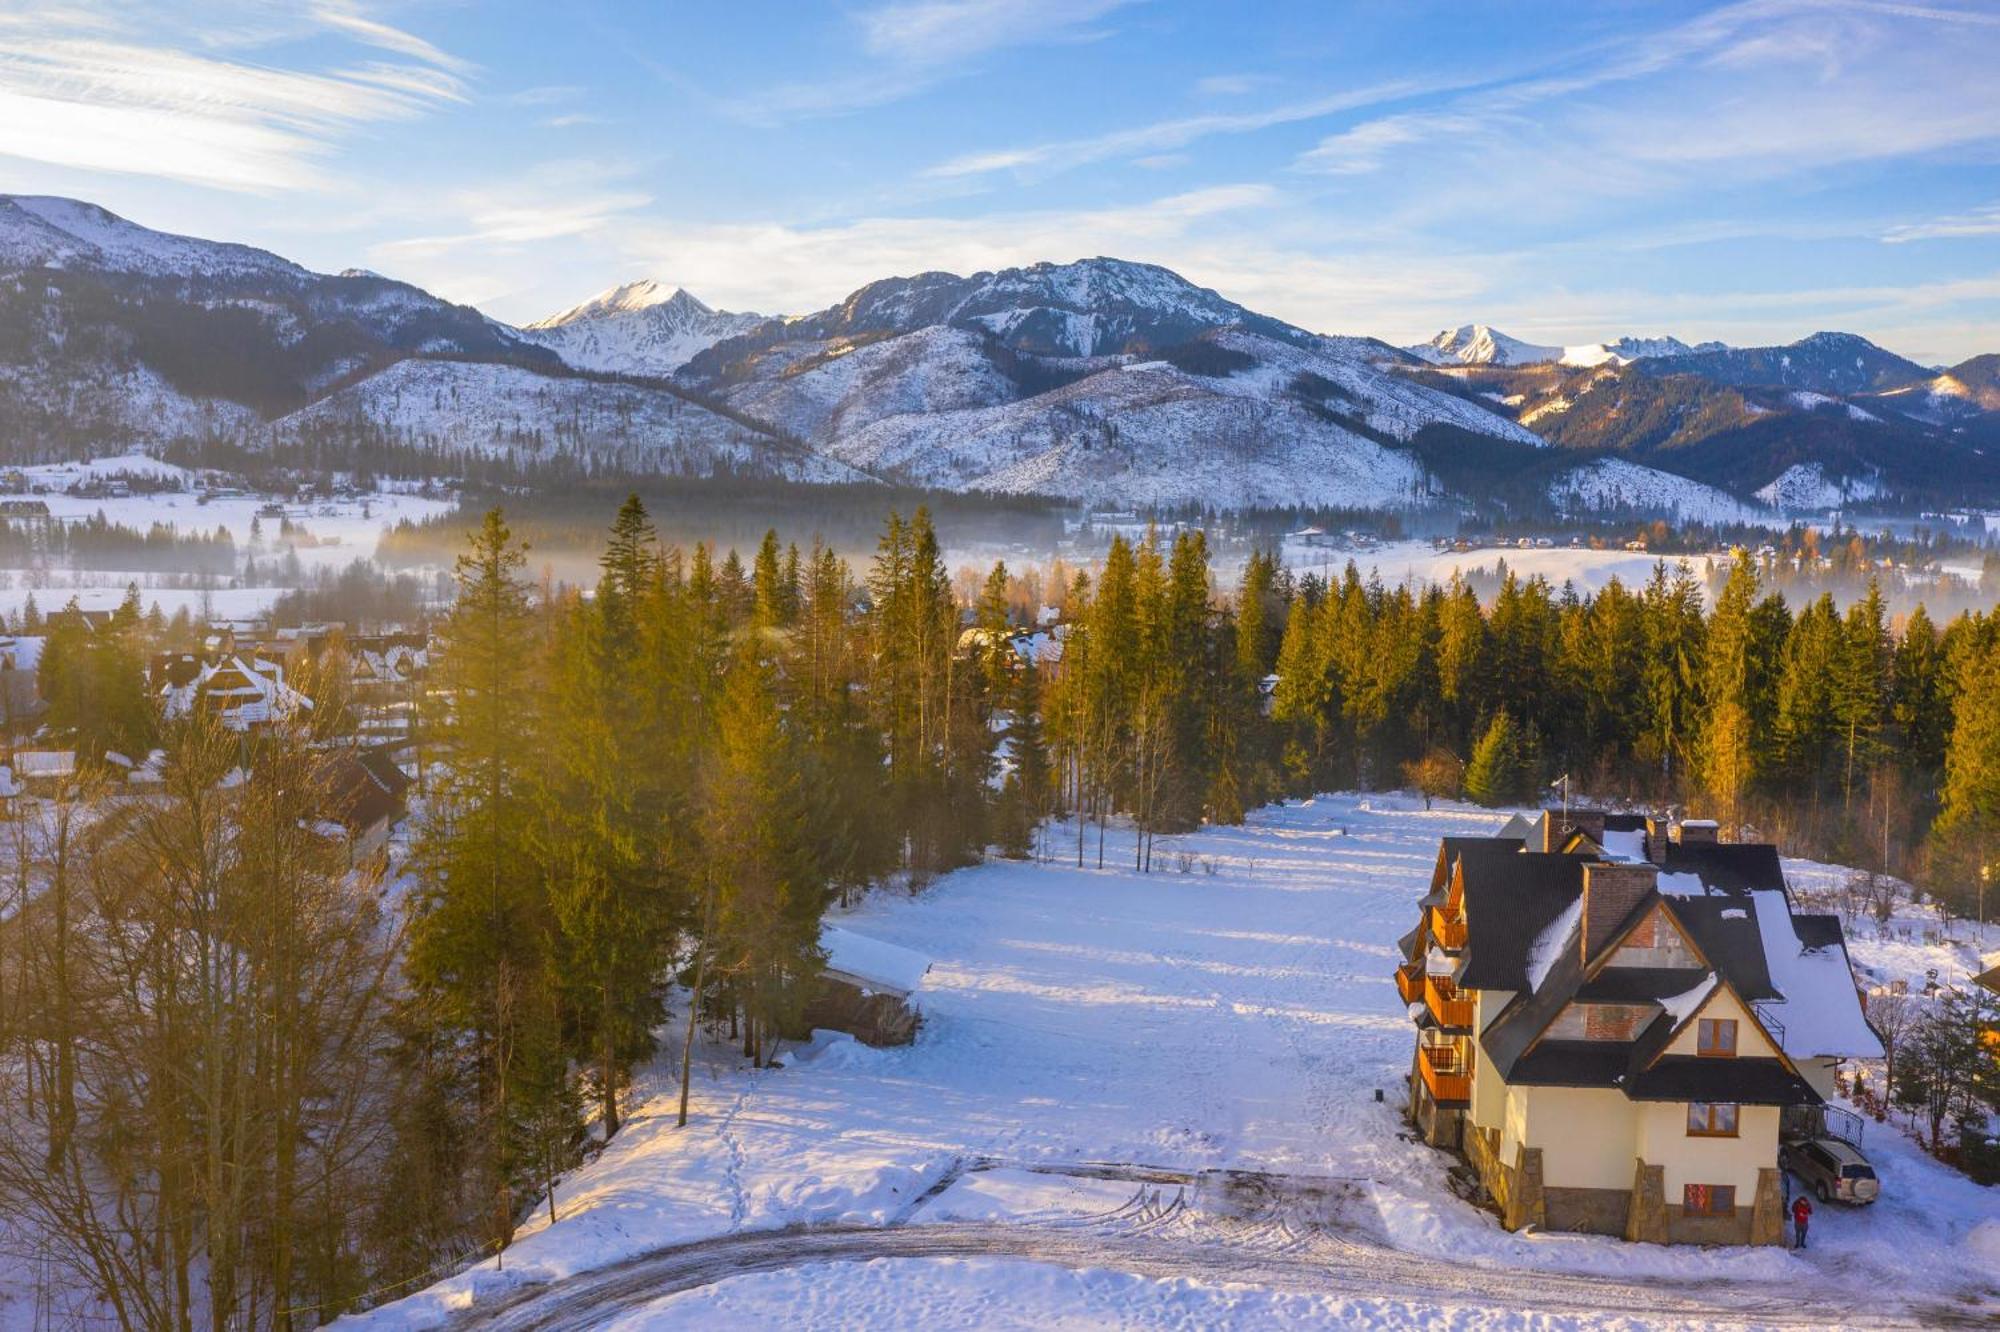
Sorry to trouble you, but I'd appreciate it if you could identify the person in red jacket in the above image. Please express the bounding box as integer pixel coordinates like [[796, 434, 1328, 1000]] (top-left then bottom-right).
[[1792, 1194, 1812, 1249]]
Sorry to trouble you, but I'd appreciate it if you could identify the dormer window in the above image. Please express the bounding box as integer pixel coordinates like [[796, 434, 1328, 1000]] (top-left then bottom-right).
[[1697, 1018, 1738, 1057]]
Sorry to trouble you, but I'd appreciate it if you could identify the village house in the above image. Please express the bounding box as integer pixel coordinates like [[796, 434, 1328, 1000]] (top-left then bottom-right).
[[1397, 810, 1881, 1245], [314, 747, 412, 866], [12, 749, 78, 796], [155, 652, 313, 732]]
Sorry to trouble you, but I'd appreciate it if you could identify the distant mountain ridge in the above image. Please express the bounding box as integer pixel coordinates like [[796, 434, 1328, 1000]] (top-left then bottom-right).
[[1, 195, 1996, 511], [1407, 323, 1727, 368]]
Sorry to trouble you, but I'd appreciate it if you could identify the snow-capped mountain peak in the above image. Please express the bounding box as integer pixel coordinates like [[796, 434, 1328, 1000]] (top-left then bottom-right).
[[1408, 324, 1561, 367], [527, 279, 713, 328], [518, 280, 767, 376]]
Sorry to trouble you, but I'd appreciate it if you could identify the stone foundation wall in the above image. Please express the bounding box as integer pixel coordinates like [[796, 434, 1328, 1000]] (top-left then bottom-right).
[[1545, 1185, 1631, 1236]]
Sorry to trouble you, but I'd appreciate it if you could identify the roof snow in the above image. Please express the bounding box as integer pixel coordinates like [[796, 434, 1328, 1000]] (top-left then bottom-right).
[[821, 925, 931, 997], [1659, 975, 1718, 1025], [1524, 898, 1582, 993], [1748, 889, 1883, 1061], [1600, 828, 1646, 863]]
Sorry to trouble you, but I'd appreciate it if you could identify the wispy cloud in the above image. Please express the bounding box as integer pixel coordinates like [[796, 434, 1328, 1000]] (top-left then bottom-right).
[[0, 3, 468, 192], [923, 79, 1449, 180], [1883, 202, 2000, 243], [736, 0, 1136, 123]]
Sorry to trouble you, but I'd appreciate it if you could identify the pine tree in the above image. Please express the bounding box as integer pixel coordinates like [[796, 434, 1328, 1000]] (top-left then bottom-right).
[[1932, 644, 2000, 920], [998, 659, 1050, 858], [405, 509, 563, 1252], [1463, 711, 1525, 807]]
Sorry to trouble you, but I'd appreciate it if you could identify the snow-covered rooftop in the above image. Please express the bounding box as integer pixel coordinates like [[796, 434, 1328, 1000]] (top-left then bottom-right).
[[1748, 888, 1884, 1060], [822, 925, 931, 997]]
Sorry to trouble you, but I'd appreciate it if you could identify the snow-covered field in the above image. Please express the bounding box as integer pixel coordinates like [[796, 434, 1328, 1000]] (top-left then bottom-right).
[[2, 455, 457, 572], [1281, 538, 1717, 600], [352, 795, 1999, 1331]]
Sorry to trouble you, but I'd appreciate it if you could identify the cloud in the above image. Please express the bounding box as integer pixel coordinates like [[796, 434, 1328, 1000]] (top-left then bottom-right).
[[738, 0, 1137, 123], [1195, 73, 1266, 96], [1882, 202, 2000, 243], [0, 4, 468, 192], [923, 79, 1448, 180]]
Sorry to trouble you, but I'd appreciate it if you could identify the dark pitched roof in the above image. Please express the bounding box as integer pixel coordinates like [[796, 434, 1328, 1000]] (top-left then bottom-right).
[[1433, 835, 1524, 892], [1456, 852, 1585, 991], [1664, 897, 1777, 1000], [320, 752, 407, 834], [358, 746, 412, 798], [1576, 967, 1713, 1002], [1482, 927, 1588, 1077], [1506, 1040, 1631, 1087], [1661, 842, 1786, 895], [1625, 1056, 1818, 1105], [1976, 964, 2000, 996]]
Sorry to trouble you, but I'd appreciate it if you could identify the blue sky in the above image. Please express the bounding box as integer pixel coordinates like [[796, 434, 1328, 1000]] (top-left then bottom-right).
[[3, 0, 1999, 362]]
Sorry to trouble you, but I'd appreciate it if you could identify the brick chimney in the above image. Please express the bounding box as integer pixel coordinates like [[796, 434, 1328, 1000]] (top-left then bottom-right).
[[1645, 817, 1672, 865], [1582, 861, 1659, 960], [1675, 819, 1719, 846]]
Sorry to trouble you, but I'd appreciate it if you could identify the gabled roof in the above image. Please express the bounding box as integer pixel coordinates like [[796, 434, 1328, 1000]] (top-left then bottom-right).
[[1455, 852, 1585, 991], [1663, 896, 1777, 1001]]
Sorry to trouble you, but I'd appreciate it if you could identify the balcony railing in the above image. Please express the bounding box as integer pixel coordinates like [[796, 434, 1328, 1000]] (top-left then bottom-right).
[[1429, 905, 1467, 950], [1419, 1038, 1471, 1105], [1425, 974, 1474, 1030], [1395, 961, 1423, 1006]]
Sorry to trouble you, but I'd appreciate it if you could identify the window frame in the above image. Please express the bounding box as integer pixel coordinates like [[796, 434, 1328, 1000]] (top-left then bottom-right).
[[1682, 1183, 1737, 1218], [1686, 1101, 1740, 1137], [1696, 1017, 1739, 1058]]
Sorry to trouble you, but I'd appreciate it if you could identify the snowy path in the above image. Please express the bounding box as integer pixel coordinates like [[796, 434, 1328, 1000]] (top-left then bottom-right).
[[354, 795, 2000, 1331]]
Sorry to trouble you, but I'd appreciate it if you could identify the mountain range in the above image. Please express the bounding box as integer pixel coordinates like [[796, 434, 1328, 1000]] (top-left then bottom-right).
[[2, 194, 1995, 515]]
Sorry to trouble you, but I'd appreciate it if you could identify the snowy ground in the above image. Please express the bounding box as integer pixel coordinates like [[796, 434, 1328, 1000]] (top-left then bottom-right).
[[1, 455, 457, 571], [351, 795, 1999, 1331], [1282, 538, 1717, 600]]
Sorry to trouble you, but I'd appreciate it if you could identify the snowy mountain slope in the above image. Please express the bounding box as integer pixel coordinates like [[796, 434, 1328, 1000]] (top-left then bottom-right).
[[685, 258, 1309, 384], [518, 281, 767, 376], [1546, 458, 1775, 526], [811, 327, 1547, 507], [1640, 331, 1929, 395], [1755, 462, 1885, 511], [263, 360, 870, 482], [0, 195, 307, 280], [717, 325, 1022, 444]]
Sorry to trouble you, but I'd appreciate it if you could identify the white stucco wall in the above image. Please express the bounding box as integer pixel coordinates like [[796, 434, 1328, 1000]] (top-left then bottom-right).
[[1522, 1086, 1637, 1190], [1635, 1101, 1781, 1198], [1664, 988, 1780, 1058]]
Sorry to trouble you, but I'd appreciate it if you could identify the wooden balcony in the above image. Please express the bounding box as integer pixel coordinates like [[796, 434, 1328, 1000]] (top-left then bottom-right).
[[1425, 974, 1474, 1030], [1395, 961, 1423, 1006], [1419, 1039, 1471, 1106], [1429, 905, 1467, 950]]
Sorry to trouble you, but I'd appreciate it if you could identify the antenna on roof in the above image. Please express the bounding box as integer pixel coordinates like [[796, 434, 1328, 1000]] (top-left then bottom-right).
[[1550, 773, 1571, 830]]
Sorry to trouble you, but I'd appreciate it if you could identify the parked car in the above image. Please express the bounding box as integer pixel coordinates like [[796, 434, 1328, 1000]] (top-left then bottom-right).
[[1782, 1136, 1879, 1205]]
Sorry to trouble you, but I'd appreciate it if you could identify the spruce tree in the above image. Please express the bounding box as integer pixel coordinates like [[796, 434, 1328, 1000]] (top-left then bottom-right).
[[1463, 711, 1524, 807]]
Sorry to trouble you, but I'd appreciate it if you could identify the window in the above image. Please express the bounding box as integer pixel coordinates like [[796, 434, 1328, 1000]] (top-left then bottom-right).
[[1686, 1101, 1739, 1137], [1697, 1018, 1738, 1057], [1682, 1183, 1736, 1217]]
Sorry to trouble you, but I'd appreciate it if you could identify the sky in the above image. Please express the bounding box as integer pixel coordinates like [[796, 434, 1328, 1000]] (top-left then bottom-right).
[[2, 0, 1998, 363]]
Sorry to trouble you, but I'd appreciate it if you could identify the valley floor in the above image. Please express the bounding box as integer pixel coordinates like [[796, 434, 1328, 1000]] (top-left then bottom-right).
[[351, 795, 1999, 1331]]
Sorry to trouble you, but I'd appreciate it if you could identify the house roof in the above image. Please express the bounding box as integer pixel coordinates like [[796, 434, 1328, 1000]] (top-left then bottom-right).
[[1976, 964, 2000, 996], [1626, 1056, 1817, 1104], [319, 752, 407, 834], [820, 926, 930, 997], [1659, 842, 1787, 896], [1455, 852, 1586, 991]]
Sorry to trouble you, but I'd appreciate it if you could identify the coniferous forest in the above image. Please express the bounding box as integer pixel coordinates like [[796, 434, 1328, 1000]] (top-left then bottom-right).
[[5, 494, 2000, 1324]]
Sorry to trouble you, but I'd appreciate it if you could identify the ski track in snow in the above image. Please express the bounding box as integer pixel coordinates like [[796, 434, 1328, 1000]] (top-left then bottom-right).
[[343, 795, 2000, 1332]]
